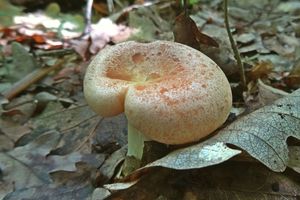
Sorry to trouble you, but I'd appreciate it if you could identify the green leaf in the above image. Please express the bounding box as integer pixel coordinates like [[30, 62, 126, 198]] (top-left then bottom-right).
[[189, 0, 200, 5], [45, 3, 61, 17], [0, 0, 23, 27]]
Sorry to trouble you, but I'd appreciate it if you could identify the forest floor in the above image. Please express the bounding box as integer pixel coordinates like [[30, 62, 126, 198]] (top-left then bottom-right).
[[0, 0, 300, 199]]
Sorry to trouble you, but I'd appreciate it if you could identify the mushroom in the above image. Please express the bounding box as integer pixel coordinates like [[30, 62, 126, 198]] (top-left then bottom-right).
[[84, 40, 232, 162]]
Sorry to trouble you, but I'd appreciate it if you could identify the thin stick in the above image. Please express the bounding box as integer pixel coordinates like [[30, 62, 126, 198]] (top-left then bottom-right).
[[84, 0, 94, 35], [224, 0, 246, 90], [107, 0, 114, 13], [75, 117, 103, 152], [183, 0, 188, 15], [35, 48, 75, 57], [2, 59, 64, 100]]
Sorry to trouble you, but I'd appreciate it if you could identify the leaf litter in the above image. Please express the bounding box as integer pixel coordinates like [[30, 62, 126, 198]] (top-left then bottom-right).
[[0, 0, 300, 199], [107, 162, 300, 200]]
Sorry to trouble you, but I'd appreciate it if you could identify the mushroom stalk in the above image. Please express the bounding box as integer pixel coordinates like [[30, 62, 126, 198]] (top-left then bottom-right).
[[127, 123, 148, 160]]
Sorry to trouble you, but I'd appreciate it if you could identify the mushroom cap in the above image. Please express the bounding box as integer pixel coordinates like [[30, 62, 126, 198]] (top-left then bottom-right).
[[84, 41, 232, 144]]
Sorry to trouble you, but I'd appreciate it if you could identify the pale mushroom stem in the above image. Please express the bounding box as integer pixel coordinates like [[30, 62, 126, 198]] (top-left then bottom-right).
[[127, 123, 148, 160]]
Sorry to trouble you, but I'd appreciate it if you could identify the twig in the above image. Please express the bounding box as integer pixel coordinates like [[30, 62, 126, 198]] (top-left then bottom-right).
[[183, 0, 188, 15], [107, 0, 114, 13], [84, 0, 94, 35], [35, 48, 75, 57], [75, 116, 103, 152], [2, 59, 64, 100], [224, 0, 246, 90]]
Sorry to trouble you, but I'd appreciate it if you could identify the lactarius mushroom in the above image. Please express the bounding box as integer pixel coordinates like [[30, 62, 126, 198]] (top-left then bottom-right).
[[84, 41, 232, 160]]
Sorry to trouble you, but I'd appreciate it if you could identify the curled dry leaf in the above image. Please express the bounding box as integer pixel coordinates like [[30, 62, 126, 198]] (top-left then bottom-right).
[[136, 88, 300, 173], [174, 12, 219, 50], [257, 79, 289, 106], [97, 146, 127, 185]]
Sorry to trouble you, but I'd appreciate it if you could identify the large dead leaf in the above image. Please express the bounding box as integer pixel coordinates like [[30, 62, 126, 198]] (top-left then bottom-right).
[[0, 131, 61, 198], [0, 131, 99, 198], [140, 88, 300, 172]]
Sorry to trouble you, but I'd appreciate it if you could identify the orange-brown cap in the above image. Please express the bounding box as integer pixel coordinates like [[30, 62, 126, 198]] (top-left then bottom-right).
[[84, 41, 232, 144]]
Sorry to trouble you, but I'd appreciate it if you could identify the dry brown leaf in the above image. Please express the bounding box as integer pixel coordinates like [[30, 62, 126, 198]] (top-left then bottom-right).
[[249, 60, 273, 80], [284, 59, 300, 89], [106, 163, 300, 200], [257, 79, 289, 106], [174, 12, 219, 50]]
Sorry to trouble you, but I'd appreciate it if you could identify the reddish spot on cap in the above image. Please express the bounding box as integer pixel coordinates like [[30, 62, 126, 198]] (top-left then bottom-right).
[[132, 53, 144, 64], [135, 85, 146, 90], [106, 67, 132, 81], [160, 87, 168, 94]]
